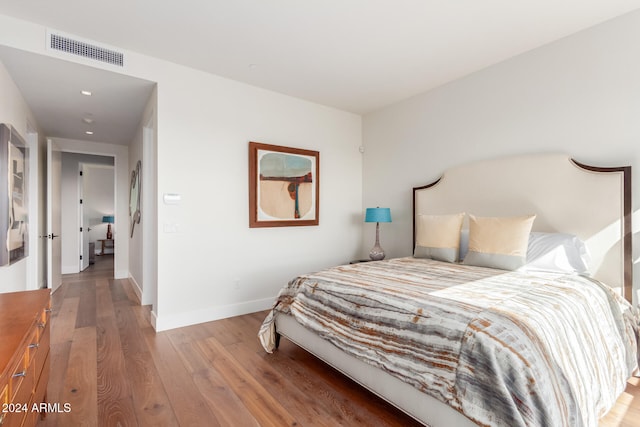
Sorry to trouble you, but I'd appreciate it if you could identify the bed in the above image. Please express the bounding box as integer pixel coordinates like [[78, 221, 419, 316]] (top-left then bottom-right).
[[259, 153, 639, 426]]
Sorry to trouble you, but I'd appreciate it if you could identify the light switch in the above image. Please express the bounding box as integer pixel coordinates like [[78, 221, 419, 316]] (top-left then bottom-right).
[[163, 223, 181, 233], [163, 193, 181, 204]]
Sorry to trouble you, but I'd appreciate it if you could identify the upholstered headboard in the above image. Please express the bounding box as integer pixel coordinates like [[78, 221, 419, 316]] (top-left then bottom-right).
[[413, 153, 631, 301]]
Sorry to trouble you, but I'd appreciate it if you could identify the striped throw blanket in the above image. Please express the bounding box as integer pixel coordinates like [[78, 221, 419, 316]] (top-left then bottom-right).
[[259, 257, 639, 427]]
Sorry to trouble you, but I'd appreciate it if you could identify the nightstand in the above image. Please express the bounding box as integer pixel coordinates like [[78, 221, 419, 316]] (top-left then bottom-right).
[[97, 239, 114, 255]]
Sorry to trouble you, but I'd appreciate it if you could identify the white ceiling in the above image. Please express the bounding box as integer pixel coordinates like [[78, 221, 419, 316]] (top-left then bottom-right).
[[0, 1, 639, 144], [0, 46, 155, 145]]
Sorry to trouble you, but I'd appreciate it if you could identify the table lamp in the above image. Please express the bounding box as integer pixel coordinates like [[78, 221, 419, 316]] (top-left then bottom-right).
[[365, 207, 392, 260], [102, 215, 114, 240]]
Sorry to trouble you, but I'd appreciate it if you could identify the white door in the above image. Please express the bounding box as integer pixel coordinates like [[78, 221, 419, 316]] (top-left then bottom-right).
[[79, 164, 89, 271], [47, 139, 62, 292]]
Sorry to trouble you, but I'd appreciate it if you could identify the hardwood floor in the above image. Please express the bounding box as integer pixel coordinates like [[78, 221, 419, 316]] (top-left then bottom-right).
[[39, 255, 639, 426]]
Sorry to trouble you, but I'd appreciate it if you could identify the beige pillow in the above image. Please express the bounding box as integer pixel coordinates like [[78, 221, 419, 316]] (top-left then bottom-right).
[[463, 214, 536, 270], [414, 213, 465, 263]]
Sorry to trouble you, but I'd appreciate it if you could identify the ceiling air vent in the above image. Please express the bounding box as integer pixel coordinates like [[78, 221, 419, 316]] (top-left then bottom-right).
[[49, 33, 124, 67]]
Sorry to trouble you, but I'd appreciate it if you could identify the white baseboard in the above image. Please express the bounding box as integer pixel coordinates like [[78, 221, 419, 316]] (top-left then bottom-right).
[[128, 275, 142, 304], [150, 310, 158, 330], [153, 297, 273, 332]]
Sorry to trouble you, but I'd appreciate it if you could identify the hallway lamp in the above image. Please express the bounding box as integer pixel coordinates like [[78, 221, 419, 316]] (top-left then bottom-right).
[[102, 215, 114, 240], [365, 207, 391, 261]]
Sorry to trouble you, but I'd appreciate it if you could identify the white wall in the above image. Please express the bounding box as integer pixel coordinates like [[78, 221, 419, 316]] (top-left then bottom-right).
[[0, 14, 363, 330], [128, 86, 157, 306], [150, 61, 363, 330], [60, 153, 114, 273], [0, 60, 43, 292], [362, 11, 640, 305]]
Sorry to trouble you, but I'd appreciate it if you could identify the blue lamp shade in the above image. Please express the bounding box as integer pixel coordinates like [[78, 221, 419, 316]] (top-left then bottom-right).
[[102, 215, 115, 224], [365, 208, 391, 223]]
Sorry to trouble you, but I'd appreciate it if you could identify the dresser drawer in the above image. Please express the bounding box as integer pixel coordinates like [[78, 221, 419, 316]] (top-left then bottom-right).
[[34, 351, 49, 408], [21, 404, 39, 427], [0, 290, 51, 427], [30, 323, 49, 389], [2, 369, 32, 427], [8, 350, 30, 404], [10, 354, 34, 406], [2, 406, 28, 427], [0, 384, 7, 425], [3, 340, 50, 427], [1, 410, 25, 427], [37, 304, 51, 334]]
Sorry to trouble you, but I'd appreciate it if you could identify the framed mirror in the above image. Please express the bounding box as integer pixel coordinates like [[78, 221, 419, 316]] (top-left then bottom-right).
[[129, 160, 141, 237]]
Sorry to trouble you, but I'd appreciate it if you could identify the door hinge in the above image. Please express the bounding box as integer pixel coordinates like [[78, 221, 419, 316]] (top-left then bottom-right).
[[80, 227, 83, 232], [79, 170, 83, 176], [80, 199, 83, 204], [79, 255, 83, 260]]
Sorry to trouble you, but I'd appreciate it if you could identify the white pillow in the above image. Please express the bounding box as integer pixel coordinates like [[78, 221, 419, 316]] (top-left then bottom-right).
[[518, 232, 591, 275]]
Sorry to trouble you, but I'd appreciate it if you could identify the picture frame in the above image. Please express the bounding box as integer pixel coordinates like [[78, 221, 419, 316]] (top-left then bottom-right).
[[0, 124, 29, 266], [129, 160, 141, 237], [249, 141, 319, 228]]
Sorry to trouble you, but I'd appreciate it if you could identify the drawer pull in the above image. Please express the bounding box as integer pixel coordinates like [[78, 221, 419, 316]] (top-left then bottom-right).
[[12, 371, 26, 378], [45, 308, 52, 313], [29, 343, 39, 349], [38, 322, 46, 328]]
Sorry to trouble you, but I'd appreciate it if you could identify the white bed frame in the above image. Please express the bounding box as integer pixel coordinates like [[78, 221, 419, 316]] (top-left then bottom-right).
[[274, 153, 632, 426]]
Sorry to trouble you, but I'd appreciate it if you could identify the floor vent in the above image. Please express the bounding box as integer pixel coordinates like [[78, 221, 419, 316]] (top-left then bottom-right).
[[49, 33, 124, 67]]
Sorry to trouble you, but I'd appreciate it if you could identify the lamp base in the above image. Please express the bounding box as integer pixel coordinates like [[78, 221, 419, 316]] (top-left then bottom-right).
[[369, 221, 385, 260], [369, 244, 385, 261], [106, 224, 113, 240]]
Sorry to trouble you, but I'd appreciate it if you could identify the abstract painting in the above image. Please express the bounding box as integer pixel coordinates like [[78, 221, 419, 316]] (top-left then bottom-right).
[[249, 142, 319, 227], [0, 124, 28, 265]]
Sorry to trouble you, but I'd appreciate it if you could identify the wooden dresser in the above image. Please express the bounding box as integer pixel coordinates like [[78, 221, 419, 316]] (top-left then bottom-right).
[[0, 289, 51, 427]]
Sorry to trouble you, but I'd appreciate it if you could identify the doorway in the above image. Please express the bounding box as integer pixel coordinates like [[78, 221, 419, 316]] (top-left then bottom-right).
[[79, 163, 116, 271], [59, 153, 114, 275], [46, 138, 129, 291]]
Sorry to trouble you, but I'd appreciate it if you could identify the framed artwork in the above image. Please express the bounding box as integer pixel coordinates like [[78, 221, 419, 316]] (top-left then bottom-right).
[[129, 160, 141, 237], [249, 141, 319, 228], [0, 124, 29, 266]]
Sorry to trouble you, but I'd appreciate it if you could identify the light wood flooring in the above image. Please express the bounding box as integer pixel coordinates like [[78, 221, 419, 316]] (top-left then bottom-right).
[[39, 255, 639, 426]]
